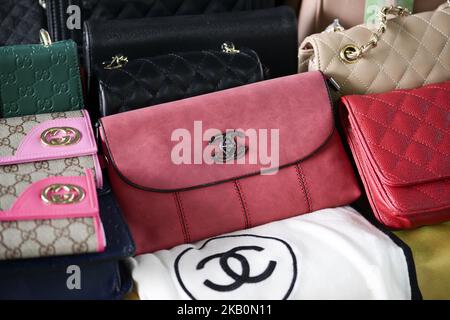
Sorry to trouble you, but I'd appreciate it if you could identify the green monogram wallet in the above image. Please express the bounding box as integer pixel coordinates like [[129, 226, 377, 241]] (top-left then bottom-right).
[[0, 38, 84, 117]]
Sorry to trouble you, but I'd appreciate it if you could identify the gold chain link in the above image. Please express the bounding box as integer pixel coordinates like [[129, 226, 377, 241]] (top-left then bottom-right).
[[340, 5, 410, 63]]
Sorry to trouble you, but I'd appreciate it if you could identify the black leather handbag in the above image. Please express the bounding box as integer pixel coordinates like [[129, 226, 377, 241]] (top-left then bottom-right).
[[84, 7, 298, 81], [0, 0, 46, 45], [0, 190, 135, 299], [96, 46, 265, 116], [45, 0, 275, 47]]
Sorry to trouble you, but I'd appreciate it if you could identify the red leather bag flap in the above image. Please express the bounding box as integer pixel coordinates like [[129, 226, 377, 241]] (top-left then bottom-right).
[[100, 72, 335, 192], [341, 81, 450, 187]]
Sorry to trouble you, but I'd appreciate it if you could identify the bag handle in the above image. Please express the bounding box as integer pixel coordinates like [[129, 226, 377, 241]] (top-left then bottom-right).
[[39, 29, 53, 46], [339, 5, 410, 63]]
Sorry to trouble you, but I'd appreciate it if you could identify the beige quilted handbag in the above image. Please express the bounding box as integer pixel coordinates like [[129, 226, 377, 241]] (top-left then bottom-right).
[[298, 2, 450, 95]]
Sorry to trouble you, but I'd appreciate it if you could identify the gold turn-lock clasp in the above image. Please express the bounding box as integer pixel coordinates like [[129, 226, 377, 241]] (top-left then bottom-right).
[[41, 184, 86, 205], [40, 127, 82, 147], [103, 55, 129, 70]]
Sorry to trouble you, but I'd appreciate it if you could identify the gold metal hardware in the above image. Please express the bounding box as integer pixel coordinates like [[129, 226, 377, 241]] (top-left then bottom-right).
[[41, 184, 85, 205], [39, 29, 52, 46], [339, 5, 410, 63], [325, 19, 345, 33], [339, 44, 361, 64], [221, 42, 240, 54], [40, 127, 82, 147], [210, 131, 247, 163], [102, 55, 129, 70]]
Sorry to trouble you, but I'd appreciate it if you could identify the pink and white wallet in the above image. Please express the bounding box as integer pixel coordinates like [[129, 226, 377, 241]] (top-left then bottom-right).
[[0, 110, 105, 260]]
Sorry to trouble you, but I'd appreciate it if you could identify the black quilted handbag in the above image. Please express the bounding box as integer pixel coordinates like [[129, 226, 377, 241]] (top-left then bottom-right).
[[0, 0, 46, 45], [96, 45, 265, 116], [45, 0, 275, 47], [84, 7, 297, 82]]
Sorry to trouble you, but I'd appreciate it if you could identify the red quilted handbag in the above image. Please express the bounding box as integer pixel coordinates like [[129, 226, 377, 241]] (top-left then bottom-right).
[[100, 72, 361, 254], [340, 81, 450, 229]]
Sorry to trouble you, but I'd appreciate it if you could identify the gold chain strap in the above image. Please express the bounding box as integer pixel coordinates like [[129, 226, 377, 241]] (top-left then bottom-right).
[[339, 5, 410, 63]]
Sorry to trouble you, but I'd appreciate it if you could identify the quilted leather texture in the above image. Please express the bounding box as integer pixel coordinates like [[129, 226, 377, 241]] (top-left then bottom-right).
[[0, 41, 84, 118], [83, 7, 298, 81], [341, 81, 450, 229], [47, 0, 275, 45], [299, 4, 450, 95], [0, 0, 45, 45], [96, 49, 264, 116]]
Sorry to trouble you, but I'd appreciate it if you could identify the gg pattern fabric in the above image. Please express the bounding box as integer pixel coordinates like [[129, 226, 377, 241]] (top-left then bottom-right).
[[0, 217, 99, 260]]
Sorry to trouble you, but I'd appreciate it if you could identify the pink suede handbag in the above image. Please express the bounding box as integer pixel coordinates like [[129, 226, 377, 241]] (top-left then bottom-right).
[[100, 72, 361, 254]]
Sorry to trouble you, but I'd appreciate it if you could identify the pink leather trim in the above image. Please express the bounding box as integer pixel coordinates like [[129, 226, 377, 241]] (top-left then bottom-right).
[[0, 110, 97, 166], [92, 153, 104, 189], [0, 169, 105, 252], [100, 72, 334, 191]]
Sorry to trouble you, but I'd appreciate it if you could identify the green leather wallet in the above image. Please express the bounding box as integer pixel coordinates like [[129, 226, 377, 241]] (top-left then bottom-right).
[[0, 35, 84, 118]]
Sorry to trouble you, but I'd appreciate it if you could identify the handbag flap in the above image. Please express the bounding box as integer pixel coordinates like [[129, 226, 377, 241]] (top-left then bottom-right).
[[100, 72, 335, 192], [0, 40, 84, 117], [341, 81, 450, 187], [299, 5, 450, 96]]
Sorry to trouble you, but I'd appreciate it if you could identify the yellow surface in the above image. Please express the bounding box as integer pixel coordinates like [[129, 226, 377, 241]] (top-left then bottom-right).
[[395, 222, 450, 300]]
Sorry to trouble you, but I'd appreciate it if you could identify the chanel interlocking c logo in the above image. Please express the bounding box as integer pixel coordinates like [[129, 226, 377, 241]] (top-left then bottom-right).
[[40, 127, 81, 147], [196, 246, 276, 292], [41, 184, 85, 205], [174, 235, 298, 300], [210, 131, 247, 163]]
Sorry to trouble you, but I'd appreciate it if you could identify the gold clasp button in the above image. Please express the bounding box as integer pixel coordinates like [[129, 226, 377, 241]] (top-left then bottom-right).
[[339, 44, 361, 64], [41, 184, 85, 205], [40, 127, 82, 147]]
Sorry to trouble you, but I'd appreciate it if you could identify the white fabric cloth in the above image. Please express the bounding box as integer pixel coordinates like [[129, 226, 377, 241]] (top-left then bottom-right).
[[129, 207, 413, 300]]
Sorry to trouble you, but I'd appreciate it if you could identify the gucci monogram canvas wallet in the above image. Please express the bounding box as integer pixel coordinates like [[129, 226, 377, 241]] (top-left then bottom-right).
[[0, 39, 84, 118], [0, 110, 105, 260]]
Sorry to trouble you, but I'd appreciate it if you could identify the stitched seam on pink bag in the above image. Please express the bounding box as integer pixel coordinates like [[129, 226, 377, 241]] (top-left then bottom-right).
[[234, 180, 249, 229], [173, 192, 188, 243], [177, 192, 190, 243], [295, 163, 312, 212], [235, 179, 251, 228]]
